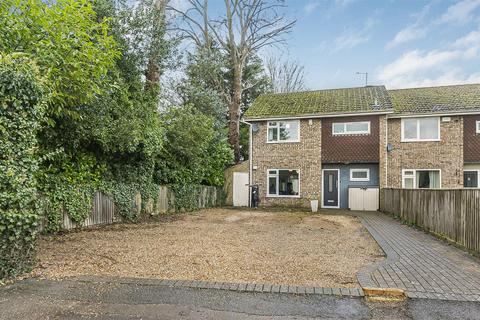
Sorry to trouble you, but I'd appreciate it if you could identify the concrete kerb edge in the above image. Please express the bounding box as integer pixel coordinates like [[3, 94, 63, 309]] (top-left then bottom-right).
[[69, 276, 365, 298]]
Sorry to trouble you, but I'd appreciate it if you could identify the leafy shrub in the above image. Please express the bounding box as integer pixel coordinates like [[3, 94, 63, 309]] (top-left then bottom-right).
[[0, 53, 44, 279], [0, 212, 38, 279]]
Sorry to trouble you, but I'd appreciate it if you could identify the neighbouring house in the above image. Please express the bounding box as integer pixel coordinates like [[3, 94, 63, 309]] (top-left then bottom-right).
[[243, 83, 480, 209]]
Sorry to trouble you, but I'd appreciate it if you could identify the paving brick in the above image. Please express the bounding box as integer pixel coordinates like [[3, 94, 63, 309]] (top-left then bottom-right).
[[357, 212, 480, 302], [305, 287, 315, 294]]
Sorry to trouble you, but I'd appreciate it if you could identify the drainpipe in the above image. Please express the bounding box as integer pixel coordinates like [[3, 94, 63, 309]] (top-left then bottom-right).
[[385, 114, 388, 188], [240, 119, 253, 207]]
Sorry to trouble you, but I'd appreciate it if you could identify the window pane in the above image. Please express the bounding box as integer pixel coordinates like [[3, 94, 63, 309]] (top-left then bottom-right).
[[352, 170, 368, 179], [404, 170, 414, 176], [328, 174, 333, 192], [419, 118, 439, 139], [268, 127, 277, 141], [417, 170, 440, 188], [332, 123, 344, 134], [403, 119, 417, 139], [279, 121, 299, 141], [278, 170, 299, 196], [346, 122, 369, 133], [268, 176, 277, 195], [279, 121, 298, 141], [464, 171, 478, 188], [404, 177, 414, 189]]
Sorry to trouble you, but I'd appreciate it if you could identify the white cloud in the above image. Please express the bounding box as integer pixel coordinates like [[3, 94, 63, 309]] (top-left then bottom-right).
[[332, 17, 377, 52], [386, 26, 428, 49], [377, 26, 480, 89], [304, 1, 320, 14], [439, 0, 480, 24], [335, 0, 357, 7], [386, 4, 431, 49], [385, 69, 480, 89], [453, 29, 480, 47]]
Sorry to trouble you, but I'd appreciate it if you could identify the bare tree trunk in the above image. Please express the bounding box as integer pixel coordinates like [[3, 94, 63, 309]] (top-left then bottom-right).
[[229, 63, 242, 163], [145, 0, 167, 89]]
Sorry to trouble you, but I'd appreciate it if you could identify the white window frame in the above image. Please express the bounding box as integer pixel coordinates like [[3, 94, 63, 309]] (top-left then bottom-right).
[[476, 121, 480, 134], [463, 170, 480, 188], [266, 120, 300, 143], [401, 117, 441, 142], [401, 169, 442, 189], [266, 169, 301, 198], [350, 168, 370, 182], [332, 121, 371, 135]]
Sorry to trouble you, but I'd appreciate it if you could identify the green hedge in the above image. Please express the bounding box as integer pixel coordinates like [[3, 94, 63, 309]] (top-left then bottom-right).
[[0, 212, 38, 279]]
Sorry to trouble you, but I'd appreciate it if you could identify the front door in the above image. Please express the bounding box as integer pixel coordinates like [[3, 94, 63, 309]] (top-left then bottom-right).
[[323, 170, 339, 208]]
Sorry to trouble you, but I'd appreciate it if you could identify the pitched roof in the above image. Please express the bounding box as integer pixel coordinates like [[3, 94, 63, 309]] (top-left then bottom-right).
[[244, 85, 393, 119], [388, 83, 480, 115]]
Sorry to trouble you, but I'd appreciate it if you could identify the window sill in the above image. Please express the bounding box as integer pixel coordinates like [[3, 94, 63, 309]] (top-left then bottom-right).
[[266, 195, 301, 198], [350, 179, 370, 182], [266, 140, 300, 144], [401, 139, 441, 142]]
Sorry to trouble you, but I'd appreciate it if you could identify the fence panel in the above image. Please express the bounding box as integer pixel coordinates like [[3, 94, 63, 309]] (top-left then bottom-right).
[[41, 186, 223, 232], [380, 188, 480, 254]]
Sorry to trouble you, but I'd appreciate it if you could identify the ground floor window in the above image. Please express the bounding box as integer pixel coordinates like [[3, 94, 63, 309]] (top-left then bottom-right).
[[464, 170, 479, 188], [267, 169, 299, 196], [402, 169, 441, 189], [350, 168, 370, 182]]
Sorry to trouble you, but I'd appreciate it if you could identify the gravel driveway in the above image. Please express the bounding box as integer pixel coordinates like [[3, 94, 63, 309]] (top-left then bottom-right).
[[31, 209, 383, 287]]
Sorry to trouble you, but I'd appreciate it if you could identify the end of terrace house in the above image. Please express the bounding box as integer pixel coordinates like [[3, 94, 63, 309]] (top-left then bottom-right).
[[243, 83, 480, 210]]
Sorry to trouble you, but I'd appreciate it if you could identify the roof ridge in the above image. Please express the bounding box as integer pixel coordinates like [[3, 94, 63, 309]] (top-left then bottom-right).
[[261, 85, 386, 96], [388, 83, 480, 92]]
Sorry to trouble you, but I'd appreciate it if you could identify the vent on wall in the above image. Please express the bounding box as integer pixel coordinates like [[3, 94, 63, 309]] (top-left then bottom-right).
[[441, 117, 451, 122]]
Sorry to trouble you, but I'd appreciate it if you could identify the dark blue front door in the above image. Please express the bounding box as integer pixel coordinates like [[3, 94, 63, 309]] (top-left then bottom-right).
[[323, 170, 339, 207]]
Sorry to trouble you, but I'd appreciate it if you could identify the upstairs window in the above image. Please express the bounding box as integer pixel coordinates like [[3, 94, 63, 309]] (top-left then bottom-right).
[[401, 117, 440, 142], [476, 120, 480, 134], [332, 121, 370, 135], [267, 120, 299, 142]]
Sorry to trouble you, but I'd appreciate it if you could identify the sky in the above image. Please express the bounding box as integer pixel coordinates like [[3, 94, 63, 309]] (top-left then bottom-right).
[[279, 0, 480, 90], [172, 0, 480, 91]]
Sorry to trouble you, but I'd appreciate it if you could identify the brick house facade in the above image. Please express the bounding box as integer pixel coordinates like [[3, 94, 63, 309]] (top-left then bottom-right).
[[245, 84, 480, 209]]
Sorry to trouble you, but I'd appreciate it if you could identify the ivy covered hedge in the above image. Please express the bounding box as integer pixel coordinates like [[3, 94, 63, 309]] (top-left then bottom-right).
[[0, 54, 45, 279], [0, 213, 38, 279]]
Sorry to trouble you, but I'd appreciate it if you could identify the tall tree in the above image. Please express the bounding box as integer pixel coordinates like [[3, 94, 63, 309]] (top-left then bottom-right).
[[265, 56, 306, 93], [170, 0, 295, 162]]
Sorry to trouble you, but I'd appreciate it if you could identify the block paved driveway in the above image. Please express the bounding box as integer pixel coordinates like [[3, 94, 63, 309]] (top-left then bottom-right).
[[353, 211, 480, 302]]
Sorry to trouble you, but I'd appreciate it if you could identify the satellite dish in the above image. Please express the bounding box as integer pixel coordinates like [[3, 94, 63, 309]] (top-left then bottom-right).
[[387, 143, 394, 152], [252, 123, 259, 133]]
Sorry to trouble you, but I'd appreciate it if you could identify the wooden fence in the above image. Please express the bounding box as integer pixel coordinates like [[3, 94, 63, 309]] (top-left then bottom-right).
[[40, 185, 222, 232], [381, 188, 480, 254]]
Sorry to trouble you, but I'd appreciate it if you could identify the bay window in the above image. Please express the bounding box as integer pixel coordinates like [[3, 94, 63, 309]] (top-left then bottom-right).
[[267, 120, 299, 142], [401, 117, 440, 141], [402, 169, 441, 189], [267, 169, 300, 197]]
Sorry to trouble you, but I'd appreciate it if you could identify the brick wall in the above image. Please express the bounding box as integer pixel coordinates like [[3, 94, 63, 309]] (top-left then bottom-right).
[[385, 116, 464, 188], [464, 115, 480, 163], [251, 119, 322, 207]]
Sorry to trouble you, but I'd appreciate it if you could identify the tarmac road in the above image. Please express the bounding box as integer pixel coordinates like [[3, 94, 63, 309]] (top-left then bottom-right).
[[1, 277, 480, 319]]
